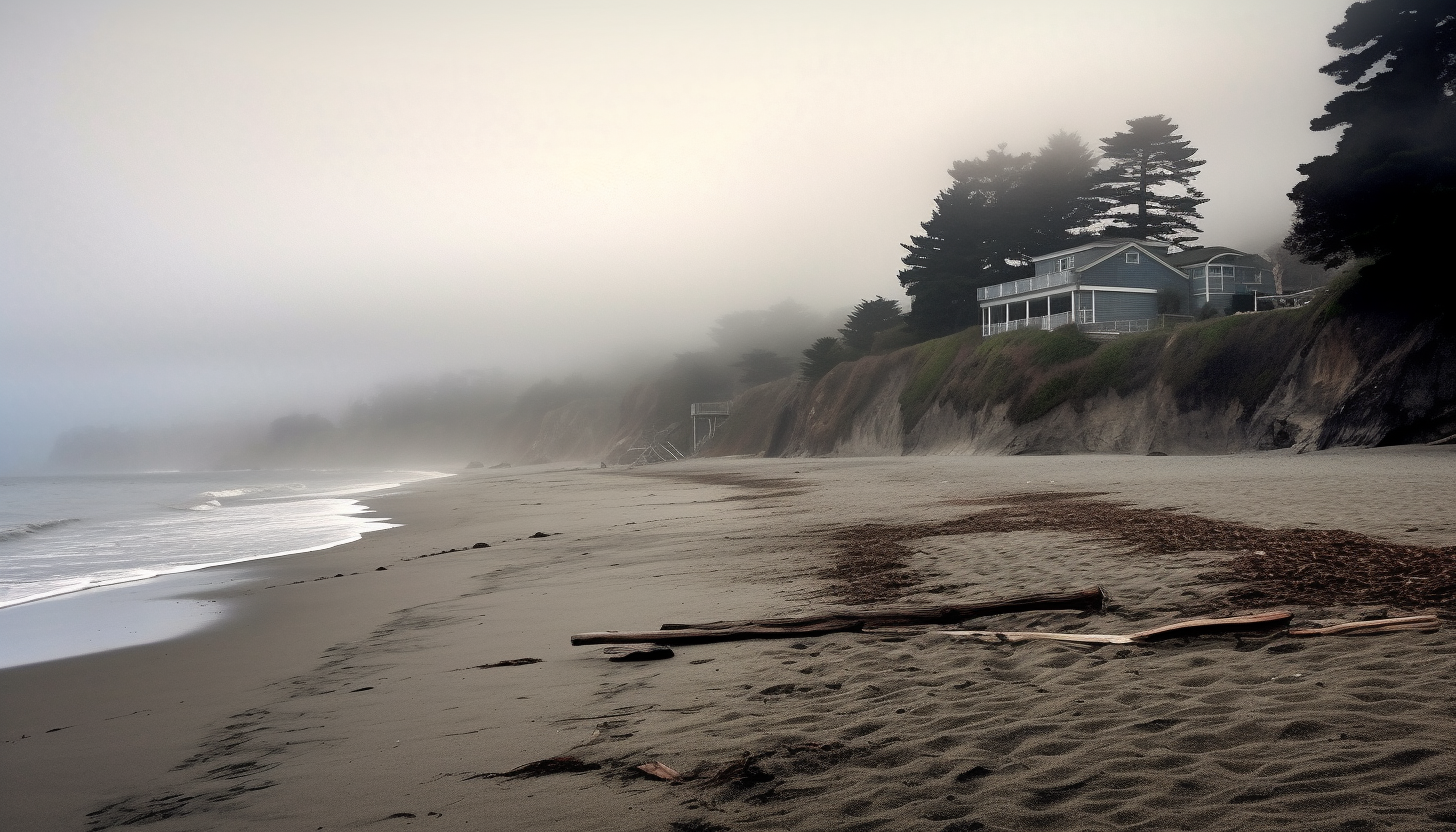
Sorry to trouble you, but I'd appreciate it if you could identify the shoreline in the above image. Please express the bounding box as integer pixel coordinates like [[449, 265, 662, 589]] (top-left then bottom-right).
[[0, 468, 454, 618], [2, 450, 1453, 831]]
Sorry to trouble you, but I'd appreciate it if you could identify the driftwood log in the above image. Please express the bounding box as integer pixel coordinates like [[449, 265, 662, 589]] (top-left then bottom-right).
[[570, 586, 1105, 647], [942, 610, 1292, 645], [661, 586, 1105, 630], [572, 620, 866, 646], [1288, 615, 1440, 637]]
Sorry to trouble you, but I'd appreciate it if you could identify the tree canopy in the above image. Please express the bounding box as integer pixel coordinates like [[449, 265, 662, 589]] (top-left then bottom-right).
[[1091, 115, 1207, 244], [838, 296, 904, 353], [898, 133, 1098, 337], [1286, 0, 1456, 294], [801, 336, 851, 382]]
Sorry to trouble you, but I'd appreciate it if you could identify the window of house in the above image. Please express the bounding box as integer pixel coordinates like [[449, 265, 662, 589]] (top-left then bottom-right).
[[1124, 251, 1140, 264], [1055, 256, 1072, 272], [1207, 264, 1233, 292]]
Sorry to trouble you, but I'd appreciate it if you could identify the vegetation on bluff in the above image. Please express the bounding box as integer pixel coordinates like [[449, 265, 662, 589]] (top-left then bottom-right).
[[893, 275, 1364, 433]]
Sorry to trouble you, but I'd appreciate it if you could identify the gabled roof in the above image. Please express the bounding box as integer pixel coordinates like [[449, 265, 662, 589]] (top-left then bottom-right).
[[1031, 237, 1173, 263], [1074, 241, 1187, 279]]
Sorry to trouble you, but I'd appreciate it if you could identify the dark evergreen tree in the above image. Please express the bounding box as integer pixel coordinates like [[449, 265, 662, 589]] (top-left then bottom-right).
[[1286, 0, 1456, 296], [898, 146, 1030, 336], [897, 134, 1096, 337], [801, 337, 851, 382], [733, 349, 793, 385], [838, 297, 904, 353], [1019, 131, 1101, 253], [1092, 115, 1207, 244]]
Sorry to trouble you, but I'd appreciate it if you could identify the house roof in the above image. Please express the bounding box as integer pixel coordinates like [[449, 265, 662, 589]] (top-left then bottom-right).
[[1074, 241, 1188, 279], [1162, 246, 1271, 268], [1030, 237, 1173, 262]]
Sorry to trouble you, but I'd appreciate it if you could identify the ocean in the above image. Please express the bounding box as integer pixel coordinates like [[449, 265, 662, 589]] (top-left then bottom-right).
[[0, 469, 448, 609]]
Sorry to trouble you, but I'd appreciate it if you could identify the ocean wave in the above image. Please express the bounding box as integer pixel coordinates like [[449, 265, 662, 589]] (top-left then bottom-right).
[[200, 487, 266, 499], [187, 500, 223, 511], [0, 519, 82, 542]]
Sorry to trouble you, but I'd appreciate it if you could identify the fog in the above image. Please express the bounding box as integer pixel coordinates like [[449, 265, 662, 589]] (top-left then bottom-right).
[[0, 1, 1349, 472]]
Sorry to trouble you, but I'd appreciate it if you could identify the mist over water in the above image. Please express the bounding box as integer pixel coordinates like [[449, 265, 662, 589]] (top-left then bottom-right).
[[0, 1, 1351, 472]]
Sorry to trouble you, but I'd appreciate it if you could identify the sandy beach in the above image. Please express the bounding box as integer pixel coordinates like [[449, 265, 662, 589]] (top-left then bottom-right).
[[3, 448, 1455, 831]]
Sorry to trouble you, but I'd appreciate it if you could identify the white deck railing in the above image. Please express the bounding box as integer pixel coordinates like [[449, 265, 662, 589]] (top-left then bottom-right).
[[689, 402, 732, 416], [977, 270, 1075, 302], [981, 311, 1074, 337]]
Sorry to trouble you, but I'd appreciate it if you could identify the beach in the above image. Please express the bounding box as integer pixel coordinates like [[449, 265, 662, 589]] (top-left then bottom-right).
[[2, 448, 1454, 831]]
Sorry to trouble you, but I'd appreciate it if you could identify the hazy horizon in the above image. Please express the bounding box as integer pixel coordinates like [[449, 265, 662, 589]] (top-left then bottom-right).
[[0, 1, 1351, 472]]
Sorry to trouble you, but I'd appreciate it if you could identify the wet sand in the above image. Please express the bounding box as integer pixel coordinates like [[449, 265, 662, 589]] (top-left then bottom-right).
[[2, 447, 1454, 831]]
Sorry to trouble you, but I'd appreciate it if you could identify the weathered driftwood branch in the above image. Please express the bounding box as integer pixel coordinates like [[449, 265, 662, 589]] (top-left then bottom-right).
[[1288, 615, 1440, 637], [658, 586, 1106, 631], [570, 620, 866, 646], [1127, 610, 1292, 641], [942, 610, 1292, 645]]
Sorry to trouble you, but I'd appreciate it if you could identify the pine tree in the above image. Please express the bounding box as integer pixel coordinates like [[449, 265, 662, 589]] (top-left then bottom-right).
[[1092, 116, 1207, 244], [1018, 131, 1101, 253], [897, 146, 1032, 336], [800, 337, 851, 382], [838, 297, 904, 354], [1286, 0, 1456, 295]]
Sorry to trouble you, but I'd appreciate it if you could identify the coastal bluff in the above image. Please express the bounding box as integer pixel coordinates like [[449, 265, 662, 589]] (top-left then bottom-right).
[[511, 277, 1456, 462]]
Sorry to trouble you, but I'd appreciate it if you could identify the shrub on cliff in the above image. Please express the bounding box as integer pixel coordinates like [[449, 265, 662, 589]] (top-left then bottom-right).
[[801, 337, 853, 382]]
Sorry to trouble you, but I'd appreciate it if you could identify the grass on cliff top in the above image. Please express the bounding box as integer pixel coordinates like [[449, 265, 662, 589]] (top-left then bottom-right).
[[898, 328, 981, 429]]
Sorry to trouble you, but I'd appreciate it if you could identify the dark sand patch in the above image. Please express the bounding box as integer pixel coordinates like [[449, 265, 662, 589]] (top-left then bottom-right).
[[811, 491, 1456, 610]]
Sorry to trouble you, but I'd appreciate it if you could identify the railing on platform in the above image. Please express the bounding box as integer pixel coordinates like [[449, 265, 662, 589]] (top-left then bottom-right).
[[1254, 288, 1322, 311], [977, 270, 1075, 302], [982, 314, 1196, 339], [689, 401, 732, 416], [980, 311, 1074, 337]]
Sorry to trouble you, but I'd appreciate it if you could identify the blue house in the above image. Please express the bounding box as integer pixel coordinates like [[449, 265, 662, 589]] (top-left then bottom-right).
[[976, 238, 1275, 336], [976, 238, 1189, 336]]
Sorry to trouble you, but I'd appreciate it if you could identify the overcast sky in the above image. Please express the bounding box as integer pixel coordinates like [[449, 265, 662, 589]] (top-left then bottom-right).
[[0, 0, 1351, 471]]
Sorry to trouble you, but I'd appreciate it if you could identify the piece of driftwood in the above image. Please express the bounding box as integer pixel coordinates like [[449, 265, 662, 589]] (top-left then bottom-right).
[[470, 657, 543, 669], [603, 644, 675, 661], [944, 631, 1138, 645], [1288, 615, 1440, 637], [942, 610, 1292, 644], [659, 586, 1106, 631], [1127, 611, 1292, 641], [636, 761, 683, 782], [571, 620, 865, 646]]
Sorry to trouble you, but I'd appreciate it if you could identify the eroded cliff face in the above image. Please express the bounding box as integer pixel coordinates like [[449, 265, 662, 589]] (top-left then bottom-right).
[[500, 279, 1454, 463], [699, 285, 1456, 459]]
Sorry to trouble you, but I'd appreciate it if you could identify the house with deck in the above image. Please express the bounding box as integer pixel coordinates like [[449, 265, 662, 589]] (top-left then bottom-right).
[[976, 238, 1274, 337]]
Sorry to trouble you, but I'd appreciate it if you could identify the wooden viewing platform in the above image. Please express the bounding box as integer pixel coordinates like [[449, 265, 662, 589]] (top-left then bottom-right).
[[690, 401, 731, 452]]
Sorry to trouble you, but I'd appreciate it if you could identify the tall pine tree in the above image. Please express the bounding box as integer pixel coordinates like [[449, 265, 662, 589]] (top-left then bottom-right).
[[1092, 116, 1207, 244], [1286, 0, 1456, 297], [898, 133, 1097, 337]]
